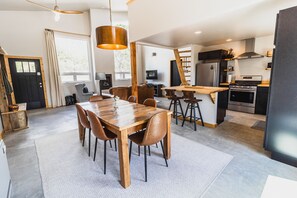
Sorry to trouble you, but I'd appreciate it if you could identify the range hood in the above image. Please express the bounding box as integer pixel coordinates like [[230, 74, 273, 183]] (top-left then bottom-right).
[[236, 38, 264, 59]]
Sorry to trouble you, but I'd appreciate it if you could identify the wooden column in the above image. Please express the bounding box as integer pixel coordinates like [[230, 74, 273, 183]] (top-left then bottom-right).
[[130, 42, 138, 102]]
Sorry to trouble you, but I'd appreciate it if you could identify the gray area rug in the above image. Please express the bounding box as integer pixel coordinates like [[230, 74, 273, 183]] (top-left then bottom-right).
[[251, 121, 266, 131], [35, 130, 233, 198]]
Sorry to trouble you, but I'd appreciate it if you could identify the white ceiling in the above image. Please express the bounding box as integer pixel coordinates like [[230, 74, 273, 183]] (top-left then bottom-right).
[[137, 0, 297, 47], [0, 0, 128, 12]]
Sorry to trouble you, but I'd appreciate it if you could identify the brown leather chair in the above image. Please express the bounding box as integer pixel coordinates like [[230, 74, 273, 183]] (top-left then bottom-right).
[[128, 95, 137, 103], [143, 98, 157, 108], [86, 110, 117, 174], [137, 84, 155, 104], [89, 95, 103, 102], [128, 111, 168, 182], [109, 87, 131, 100], [75, 104, 92, 157]]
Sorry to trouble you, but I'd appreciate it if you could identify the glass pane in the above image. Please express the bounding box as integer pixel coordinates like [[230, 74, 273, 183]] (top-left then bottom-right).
[[29, 62, 36, 72], [23, 62, 29, 72], [15, 61, 23, 73], [55, 36, 90, 74], [61, 75, 74, 83], [76, 75, 90, 81]]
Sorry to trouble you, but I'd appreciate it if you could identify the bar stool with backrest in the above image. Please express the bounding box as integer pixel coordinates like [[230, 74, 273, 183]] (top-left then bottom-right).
[[164, 89, 184, 125], [75, 104, 92, 157], [181, 90, 204, 131], [86, 110, 117, 175], [128, 111, 168, 182]]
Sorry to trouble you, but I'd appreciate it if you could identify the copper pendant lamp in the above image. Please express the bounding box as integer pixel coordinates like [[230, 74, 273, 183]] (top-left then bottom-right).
[[96, 0, 128, 50]]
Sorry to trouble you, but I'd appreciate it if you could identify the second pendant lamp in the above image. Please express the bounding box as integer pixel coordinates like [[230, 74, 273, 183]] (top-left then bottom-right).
[[96, 0, 128, 50]]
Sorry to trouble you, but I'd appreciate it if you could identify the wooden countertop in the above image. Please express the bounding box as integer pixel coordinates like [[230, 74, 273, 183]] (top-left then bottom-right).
[[258, 84, 270, 87], [162, 86, 229, 95]]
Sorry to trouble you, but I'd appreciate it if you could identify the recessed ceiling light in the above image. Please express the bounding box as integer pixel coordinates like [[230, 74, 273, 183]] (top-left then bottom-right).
[[226, 38, 232, 42], [194, 31, 202, 35]]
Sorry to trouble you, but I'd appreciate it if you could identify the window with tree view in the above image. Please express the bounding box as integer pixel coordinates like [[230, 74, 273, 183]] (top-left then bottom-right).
[[114, 24, 131, 80], [55, 34, 92, 83]]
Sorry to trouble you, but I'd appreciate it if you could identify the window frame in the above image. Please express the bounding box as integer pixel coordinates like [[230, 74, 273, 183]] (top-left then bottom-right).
[[54, 33, 93, 84]]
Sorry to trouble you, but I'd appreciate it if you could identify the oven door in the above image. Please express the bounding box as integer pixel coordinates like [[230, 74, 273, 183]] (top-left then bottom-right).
[[229, 88, 256, 107]]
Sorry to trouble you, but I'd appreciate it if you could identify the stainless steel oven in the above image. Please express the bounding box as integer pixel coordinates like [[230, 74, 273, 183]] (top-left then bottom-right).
[[228, 85, 257, 113]]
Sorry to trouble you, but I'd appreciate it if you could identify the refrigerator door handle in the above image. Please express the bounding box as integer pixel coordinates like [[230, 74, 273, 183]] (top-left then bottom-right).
[[213, 65, 218, 87]]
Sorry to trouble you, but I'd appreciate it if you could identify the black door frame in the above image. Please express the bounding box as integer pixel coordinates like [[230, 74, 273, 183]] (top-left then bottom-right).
[[4, 55, 48, 108]]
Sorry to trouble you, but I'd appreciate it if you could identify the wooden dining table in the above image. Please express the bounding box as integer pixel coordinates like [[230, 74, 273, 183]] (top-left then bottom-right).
[[77, 98, 172, 188]]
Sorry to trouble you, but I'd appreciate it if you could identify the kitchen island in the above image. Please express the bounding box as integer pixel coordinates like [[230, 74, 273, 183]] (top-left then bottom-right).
[[162, 86, 229, 128]]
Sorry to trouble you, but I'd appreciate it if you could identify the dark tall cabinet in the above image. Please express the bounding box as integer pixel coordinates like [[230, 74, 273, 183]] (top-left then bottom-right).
[[170, 60, 181, 86], [264, 6, 297, 167]]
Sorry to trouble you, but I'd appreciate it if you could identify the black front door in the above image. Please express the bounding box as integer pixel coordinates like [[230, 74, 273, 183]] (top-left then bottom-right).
[[9, 58, 45, 110]]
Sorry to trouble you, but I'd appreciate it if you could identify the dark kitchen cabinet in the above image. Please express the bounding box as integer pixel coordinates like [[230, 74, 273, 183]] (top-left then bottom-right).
[[255, 87, 269, 115], [264, 6, 297, 167]]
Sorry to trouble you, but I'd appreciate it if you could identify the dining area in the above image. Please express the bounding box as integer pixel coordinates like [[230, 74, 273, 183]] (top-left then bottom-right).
[[75, 97, 172, 188]]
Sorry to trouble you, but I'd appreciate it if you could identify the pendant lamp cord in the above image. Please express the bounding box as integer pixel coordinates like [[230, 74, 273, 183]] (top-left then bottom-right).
[[109, 0, 112, 25]]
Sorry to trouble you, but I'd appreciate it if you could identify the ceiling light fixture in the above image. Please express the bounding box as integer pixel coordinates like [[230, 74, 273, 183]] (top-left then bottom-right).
[[26, 0, 83, 14], [226, 38, 232, 42], [96, 0, 128, 50], [194, 31, 202, 34]]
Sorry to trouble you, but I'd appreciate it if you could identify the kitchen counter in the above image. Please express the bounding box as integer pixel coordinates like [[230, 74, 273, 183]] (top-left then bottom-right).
[[258, 83, 270, 87], [162, 86, 229, 127]]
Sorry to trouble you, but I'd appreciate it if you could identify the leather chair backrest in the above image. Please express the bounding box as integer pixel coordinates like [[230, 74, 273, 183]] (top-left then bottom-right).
[[89, 95, 103, 102], [143, 98, 157, 108], [141, 111, 167, 146], [182, 90, 195, 100], [109, 87, 131, 100], [86, 110, 109, 140], [165, 89, 176, 98], [128, 95, 137, 103], [138, 84, 154, 104], [75, 104, 90, 129]]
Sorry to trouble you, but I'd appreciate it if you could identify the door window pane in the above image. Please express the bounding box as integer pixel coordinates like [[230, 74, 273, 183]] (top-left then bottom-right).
[[23, 62, 29, 72], [16, 61, 23, 73], [29, 62, 36, 72], [60, 75, 74, 82]]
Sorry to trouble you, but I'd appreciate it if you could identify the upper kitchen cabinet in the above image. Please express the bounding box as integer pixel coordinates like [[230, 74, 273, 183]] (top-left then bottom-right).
[[265, 6, 297, 167]]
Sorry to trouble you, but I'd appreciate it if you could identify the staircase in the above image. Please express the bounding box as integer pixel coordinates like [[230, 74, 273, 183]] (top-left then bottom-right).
[[173, 49, 191, 86]]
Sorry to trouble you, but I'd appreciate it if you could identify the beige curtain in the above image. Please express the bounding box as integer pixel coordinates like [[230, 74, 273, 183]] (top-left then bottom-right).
[[45, 29, 65, 108]]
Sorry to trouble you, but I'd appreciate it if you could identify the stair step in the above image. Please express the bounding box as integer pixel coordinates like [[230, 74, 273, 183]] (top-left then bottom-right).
[[181, 60, 191, 63], [180, 56, 191, 58], [183, 66, 191, 68]]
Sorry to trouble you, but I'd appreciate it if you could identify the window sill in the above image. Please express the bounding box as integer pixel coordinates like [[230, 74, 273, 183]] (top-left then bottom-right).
[[115, 79, 131, 81], [62, 80, 92, 85]]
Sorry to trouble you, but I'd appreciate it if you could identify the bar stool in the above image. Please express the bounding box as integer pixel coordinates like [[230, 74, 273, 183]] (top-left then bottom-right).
[[181, 91, 204, 131], [165, 89, 184, 125]]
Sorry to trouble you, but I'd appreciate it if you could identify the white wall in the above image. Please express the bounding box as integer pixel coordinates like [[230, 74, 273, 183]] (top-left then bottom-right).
[[200, 35, 274, 81], [0, 11, 91, 106], [141, 46, 174, 87]]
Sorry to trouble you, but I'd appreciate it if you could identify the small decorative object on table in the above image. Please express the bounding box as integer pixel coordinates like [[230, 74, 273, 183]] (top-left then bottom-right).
[[113, 96, 120, 109], [8, 104, 19, 112]]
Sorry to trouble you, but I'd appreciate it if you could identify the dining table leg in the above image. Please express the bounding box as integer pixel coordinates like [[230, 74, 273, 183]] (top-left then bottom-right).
[[164, 114, 172, 159], [118, 129, 131, 188], [77, 113, 84, 141]]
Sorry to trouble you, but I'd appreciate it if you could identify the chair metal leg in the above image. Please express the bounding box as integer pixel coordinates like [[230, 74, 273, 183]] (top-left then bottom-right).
[[155, 143, 158, 148], [109, 140, 112, 148], [189, 103, 193, 123], [148, 145, 151, 156], [160, 140, 168, 167], [104, 140, 107, 174], [197, 103, 205, 126], [174, 100, 178, 125], [114, 139, 117, 152], [182, 103, 190, 127], [93, 138, 98, 161], [129, 140, 132, 161], [193, 104, 197, 131], [178, 99, 185, 119], [88, 128, 91, 157], [138, 145, 140, 156], [144, 146, 147, 182], [168, 100, 173, 111], [82, 128, 86, 147]]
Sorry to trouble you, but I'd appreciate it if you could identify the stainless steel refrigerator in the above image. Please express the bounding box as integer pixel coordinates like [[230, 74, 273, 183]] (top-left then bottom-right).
[[196, 62, 220, 87]]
